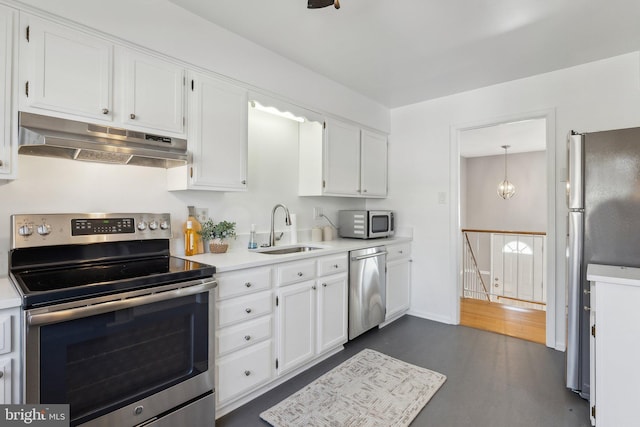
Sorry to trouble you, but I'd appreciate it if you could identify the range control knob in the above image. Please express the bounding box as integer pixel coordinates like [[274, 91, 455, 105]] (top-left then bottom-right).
[[137, 221, 147, 231], [159, 220, 169, 230], [18, 224, 33, 237], [37, 224, 52, 236], [148, 220, 158, 230]]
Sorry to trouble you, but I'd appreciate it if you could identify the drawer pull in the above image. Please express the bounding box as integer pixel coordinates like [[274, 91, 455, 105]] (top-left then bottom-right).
[[244, 335, 251, 341], [312, 285, 317, 290], [0, 372, 3, 378], [130, 113, 136, 120], [244, 370, 251, 376], [297, 272, 304, 277], [333, 264, 339, 269], [399, 250, 404, 254], [322, 283, 327, 287], [102, 108, 109, 114], [245, 282, 252, 288], [245, 308, 252, 314]]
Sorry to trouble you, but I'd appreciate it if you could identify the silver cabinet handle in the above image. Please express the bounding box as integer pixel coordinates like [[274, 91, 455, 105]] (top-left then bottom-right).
[[297, 272, 303, 277], [312, 285, 317, 290], [130, 113, 136, 119], [245, 308, 252, 313], [102, 108, 109, 114], [333, 264, 339, 269], [245, 282, 252, 288], [241, 180, 247, 185], [322, 283, 327, 287], [244, 335, 251, 341], [0, 160, 3, 167], [584, 306, 591, 312], [244, 370, 251, 376], [351, 251, 388, 261]]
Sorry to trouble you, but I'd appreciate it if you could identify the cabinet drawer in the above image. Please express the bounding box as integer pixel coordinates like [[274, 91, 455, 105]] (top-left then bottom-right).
[[216, 267, 271, 300], [277, 260, 316, 286], [217, 291, 272, 328], [317, 253, 348, 276], [386, 243, 412, 261], [216, 340, 273, 404], [217, 316, 272, 357]]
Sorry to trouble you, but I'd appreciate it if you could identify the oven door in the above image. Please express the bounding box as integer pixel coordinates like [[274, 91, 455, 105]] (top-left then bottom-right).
[[24, 279, 216, 427]]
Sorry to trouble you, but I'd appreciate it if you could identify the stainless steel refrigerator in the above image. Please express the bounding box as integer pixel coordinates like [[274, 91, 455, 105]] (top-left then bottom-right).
[[566, 127, 640, 399]]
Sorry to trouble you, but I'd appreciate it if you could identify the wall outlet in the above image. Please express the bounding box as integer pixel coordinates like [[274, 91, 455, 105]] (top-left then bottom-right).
[[313, 207, 323, 219], [195, 208, 209, 223]]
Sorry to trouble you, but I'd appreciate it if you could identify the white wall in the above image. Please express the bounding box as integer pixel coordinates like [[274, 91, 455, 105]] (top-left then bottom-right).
[[0, 108, 363, 275], [464, 151, 547, 232], [10, 0, 389, 132], [369, 51, 640, 349]]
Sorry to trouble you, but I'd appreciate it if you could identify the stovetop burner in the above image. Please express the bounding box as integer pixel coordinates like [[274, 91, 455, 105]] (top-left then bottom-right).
[[9, 213, 216, 308]]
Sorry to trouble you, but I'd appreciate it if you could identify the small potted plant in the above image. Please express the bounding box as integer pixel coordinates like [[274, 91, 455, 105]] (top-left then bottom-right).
[[199, 219, 236, 253]]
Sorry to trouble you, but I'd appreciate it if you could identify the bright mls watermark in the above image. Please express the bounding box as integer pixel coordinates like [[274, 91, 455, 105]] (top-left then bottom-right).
[[0, 405, 69, 427]]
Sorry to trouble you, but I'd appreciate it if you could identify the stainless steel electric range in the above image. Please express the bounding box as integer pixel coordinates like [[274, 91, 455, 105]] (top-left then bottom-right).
[[9, 213, 217, 427]]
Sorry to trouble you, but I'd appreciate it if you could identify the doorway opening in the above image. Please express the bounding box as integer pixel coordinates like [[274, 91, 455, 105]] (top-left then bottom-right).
[[455, 115, 553, 344]]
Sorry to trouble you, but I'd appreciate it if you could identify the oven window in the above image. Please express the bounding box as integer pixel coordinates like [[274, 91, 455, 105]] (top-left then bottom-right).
[[38, 293, 209, 424], [370, 215, 389, 233]]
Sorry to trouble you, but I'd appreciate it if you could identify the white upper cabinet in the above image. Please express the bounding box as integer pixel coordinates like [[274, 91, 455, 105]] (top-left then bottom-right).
[[323, 119, 361, 196], [19, 14, 113, 121], [19, 13, 186, 137], [0, 5, 16, 179], [167, 71, 247, 191], [119, 49, 185, 135], [299, 118, 388, 198], [360, 129, 388, 197]]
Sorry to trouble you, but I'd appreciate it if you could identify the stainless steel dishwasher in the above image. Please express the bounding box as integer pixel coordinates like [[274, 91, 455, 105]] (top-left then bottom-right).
[[349, 246, 387, 339]]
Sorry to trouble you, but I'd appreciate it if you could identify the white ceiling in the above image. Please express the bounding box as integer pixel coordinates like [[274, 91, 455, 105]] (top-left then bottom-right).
[[459, 119, 546, 158], [168, 0, 640, 108]]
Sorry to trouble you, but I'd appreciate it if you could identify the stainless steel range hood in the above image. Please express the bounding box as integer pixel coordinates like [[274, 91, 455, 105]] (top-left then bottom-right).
[[18, 112, 188, 168]]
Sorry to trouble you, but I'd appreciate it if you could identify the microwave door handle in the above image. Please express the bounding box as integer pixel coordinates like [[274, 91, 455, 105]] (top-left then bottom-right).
[[27, 279, 217, 327], [351, 251, 388, 261]]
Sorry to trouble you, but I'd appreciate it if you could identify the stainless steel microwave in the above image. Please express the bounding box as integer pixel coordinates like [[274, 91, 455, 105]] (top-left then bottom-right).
[[338, 210, 394, 239]]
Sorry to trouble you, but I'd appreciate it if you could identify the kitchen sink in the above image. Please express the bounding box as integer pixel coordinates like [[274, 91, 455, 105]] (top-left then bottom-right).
[[255, 245, 324, 255]]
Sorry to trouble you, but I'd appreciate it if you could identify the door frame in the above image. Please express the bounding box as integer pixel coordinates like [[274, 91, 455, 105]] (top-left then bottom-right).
[[449, 108, 558, 349]]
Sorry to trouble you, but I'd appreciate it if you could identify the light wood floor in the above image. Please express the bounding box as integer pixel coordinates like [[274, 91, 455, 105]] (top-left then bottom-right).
[[460, 297, 546, 344]]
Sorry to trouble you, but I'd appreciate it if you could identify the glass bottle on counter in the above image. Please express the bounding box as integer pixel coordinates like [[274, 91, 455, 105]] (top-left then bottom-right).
[[248, 224, 257, 249], [183, 206, 204, 254], [185, 220, 197, 256]]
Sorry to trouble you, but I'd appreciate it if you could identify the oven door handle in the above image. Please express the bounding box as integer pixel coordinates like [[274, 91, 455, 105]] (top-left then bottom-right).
[[27, 279, 217, 326]]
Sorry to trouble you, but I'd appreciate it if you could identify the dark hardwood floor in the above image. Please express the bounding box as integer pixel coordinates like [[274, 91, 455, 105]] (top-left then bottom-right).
[[216, 315, 590, 427]]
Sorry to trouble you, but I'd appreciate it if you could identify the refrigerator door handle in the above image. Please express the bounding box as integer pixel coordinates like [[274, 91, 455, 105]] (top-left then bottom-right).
[[566, 211, 584, 390], [568, 132, 584, 210]]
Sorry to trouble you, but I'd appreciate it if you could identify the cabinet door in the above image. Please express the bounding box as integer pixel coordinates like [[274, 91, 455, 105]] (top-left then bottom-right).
[[184, 72, 248, 191], [276, 281, 316, 375], [0, 6, 15, 179], [317, 275, 348, 353], [0, 358, 10, 404], [20, 14, 113, 121], [323, 119, 361, 196], [121, 49, 185, 135], [360, 130, 387, 197], [386, 258, 411, 320]]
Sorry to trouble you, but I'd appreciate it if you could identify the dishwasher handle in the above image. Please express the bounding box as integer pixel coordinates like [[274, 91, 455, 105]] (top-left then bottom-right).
[[351, 251, 388, 261]]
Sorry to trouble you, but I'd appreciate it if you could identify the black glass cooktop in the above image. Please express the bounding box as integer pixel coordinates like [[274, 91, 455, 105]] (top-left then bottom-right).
[[11, 256, 215, 308]]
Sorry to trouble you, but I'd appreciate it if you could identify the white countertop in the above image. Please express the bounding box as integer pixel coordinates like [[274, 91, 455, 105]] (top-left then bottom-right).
[[183, 236, 412, 273], [0, 277, 22, 310], [587, 263, 640, 287]]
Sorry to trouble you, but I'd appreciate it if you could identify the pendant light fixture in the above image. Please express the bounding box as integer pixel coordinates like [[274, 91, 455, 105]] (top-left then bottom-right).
[[497, 145, 516, 199]]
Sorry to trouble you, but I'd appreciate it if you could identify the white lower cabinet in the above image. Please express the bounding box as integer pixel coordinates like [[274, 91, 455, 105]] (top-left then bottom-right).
[[214, 252, 349, 416], [216, 339, 273, 404], [0, 306, 20, 404], [385, 243, 411, 321], [275, 254, 348, 376], [214, 267, 274, 408]]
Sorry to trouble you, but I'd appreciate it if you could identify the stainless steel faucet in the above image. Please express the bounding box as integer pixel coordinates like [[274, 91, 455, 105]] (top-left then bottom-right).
[[270, 204, 292, 247]]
